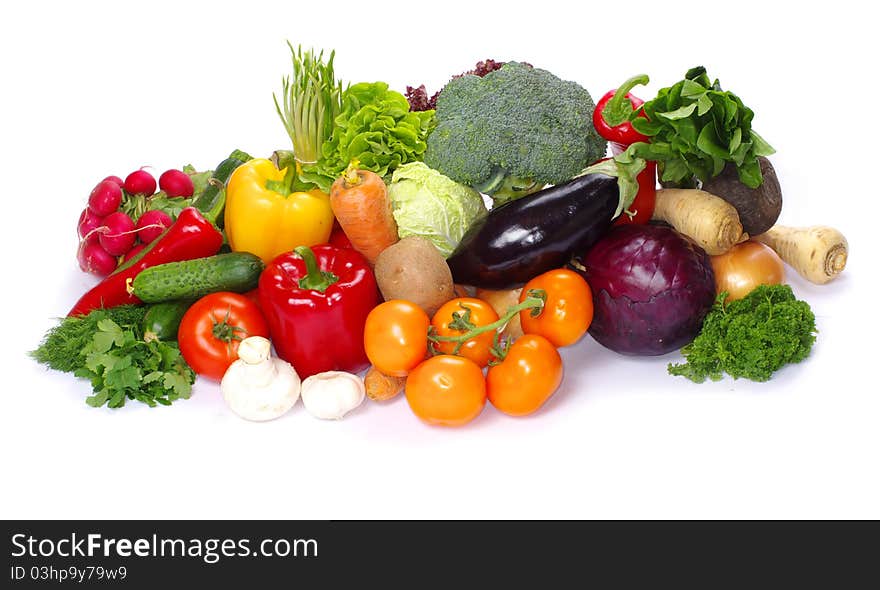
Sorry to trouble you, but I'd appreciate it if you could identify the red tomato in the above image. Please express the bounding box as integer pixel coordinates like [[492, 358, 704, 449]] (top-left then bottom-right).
[[178, 292, 269, 381]]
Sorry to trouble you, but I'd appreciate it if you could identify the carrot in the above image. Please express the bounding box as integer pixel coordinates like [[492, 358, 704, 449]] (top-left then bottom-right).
[[329, 162, 398, 265], [754, 225, 848, 285], [364, 366, 406, 402], [652, 188, 746, 255]]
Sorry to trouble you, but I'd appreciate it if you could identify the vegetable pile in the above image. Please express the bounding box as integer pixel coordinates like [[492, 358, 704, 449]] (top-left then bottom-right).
[[32, 47, 849, 426]]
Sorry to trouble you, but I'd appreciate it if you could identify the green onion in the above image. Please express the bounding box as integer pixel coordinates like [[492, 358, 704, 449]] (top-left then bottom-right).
[[273, 43, 344, 166]]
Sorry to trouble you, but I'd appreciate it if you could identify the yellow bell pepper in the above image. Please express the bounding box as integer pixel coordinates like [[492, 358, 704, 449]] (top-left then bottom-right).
[[225, 158, 334, 264]]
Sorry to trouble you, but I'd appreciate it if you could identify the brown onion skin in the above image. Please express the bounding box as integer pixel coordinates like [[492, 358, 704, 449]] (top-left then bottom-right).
[[710, 240, 785, 303]]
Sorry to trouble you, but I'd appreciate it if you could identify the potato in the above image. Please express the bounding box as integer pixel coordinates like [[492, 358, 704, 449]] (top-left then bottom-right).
[[374, 236, 455, 317], [475, 287, 524, 340]]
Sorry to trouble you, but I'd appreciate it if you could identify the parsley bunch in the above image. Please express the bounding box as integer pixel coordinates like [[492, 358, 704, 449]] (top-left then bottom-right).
[[668, 285, 817, 383], [32, 306, 194, 409]]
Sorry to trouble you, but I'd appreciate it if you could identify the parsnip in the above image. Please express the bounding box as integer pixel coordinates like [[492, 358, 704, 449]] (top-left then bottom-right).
[[754, 225, 848, 284], [652, 188, 746, 255]]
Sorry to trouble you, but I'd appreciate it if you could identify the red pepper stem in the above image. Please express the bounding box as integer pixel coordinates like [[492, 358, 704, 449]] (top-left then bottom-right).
[[602, 74, 650, 127], [294, 246, 339, 292], [428, 295, 545, 347]]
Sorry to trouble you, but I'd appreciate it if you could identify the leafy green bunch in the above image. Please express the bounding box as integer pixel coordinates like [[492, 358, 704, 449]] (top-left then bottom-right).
[[627, 66, 775, 189], [75, 318, 194, 408], [668, 285, 817, 383], [301, 82, 436, 192], [32, 306, 194, 409]]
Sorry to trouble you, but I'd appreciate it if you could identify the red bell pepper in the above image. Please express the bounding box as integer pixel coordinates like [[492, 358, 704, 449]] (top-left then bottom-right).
[[68, 207, 223, 317], [594, 74, 657, 225], [328, 222, 353, 250], [614, 160, 657, 226], [259, 244, 380, 379], [593, 74, 651, 153]]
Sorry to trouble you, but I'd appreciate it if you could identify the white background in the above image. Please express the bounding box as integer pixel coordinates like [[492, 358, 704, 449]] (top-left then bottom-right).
[[1, 0, 877, 519]]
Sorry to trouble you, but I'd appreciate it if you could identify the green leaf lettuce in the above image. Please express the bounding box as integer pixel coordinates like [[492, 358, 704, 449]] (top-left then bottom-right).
[[300, 82, 436, 192]]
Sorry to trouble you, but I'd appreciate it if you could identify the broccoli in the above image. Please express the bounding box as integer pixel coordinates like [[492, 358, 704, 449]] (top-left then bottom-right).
[[424, 61, 607, 205]]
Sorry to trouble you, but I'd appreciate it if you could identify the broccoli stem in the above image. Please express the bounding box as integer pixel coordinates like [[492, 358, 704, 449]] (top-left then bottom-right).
[[473, 167, 509, 195]]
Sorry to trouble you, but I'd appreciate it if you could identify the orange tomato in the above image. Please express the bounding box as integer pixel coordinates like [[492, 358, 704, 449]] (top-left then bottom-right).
[[519, 269, 593, 347], [431, 297, 500, 368], [405, 355, 487, 426], [710, 240, 785, 303], [364, 300, 430, 377], [487, 334, 563, 416]]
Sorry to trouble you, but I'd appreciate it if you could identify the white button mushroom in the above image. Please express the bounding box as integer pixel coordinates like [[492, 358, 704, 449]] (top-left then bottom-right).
[[221, 336, 301, 422], [300, 371, 365, 420]]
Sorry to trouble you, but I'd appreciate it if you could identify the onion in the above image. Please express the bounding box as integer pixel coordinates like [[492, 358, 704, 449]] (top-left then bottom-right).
[[576, 224, 716, 356], [710, 240, 784, 303]]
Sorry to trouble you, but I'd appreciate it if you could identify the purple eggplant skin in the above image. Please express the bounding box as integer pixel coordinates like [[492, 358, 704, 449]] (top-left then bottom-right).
[[576, 224, 716, 356], [446, 173, 619, 289]]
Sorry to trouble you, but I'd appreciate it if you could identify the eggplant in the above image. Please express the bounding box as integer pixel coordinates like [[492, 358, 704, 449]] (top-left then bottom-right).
[[447, 173, 619, 289]]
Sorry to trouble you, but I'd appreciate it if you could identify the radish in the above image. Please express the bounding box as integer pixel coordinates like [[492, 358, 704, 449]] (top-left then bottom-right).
[[102, 175, 124, 187], [77, 208, 104, 244], [78, 241, 118, 277], [87, 180, 123, 216], [135, 209, 172, 244], [123, 242, 147, 262], [124, 168, 157, 196], [159, 169, 194, 198], [98, 211, 137, 256]]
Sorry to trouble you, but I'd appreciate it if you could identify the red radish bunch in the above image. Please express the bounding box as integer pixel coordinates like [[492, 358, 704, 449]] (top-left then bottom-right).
[[75, 166, 191, 277], [159, 169, 194, 198]]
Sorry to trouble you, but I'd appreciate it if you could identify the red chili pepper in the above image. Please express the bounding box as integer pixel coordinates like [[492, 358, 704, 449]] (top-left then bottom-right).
[[593, 74, 651, 151], [259, 244, 380, 378], [614, 161, 657, 226], [68, 207, 223, 317]]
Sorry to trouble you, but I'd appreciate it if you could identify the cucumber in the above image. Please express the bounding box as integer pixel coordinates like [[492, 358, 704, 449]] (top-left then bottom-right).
[[142, 300, 195, 342], [192, 149, 252, 227], [131, 252, 264, 303]]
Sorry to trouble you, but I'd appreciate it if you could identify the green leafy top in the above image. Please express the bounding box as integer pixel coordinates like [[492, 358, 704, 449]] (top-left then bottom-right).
[[668, 285, 817, 383], [273, 44, 344, 167], [300, 82, 436, 192], [626, 66, 775, 189], [119, 164, 213, 221], [31, 305, 194, 409]]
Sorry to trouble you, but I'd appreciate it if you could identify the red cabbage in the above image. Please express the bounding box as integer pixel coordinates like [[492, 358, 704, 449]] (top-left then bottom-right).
[[577, 224, 716, 356]]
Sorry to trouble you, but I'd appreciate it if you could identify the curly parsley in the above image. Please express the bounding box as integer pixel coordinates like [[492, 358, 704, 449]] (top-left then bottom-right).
[[668, 285, 817, 383]]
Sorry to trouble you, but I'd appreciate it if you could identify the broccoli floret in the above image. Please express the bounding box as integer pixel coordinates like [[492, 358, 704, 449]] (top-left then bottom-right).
[[424, 62, 607, 204]]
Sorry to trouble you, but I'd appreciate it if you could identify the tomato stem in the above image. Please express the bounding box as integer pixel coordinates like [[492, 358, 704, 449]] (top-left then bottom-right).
[[428, 295, 545, 351], [211, 306, 249, 344]]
